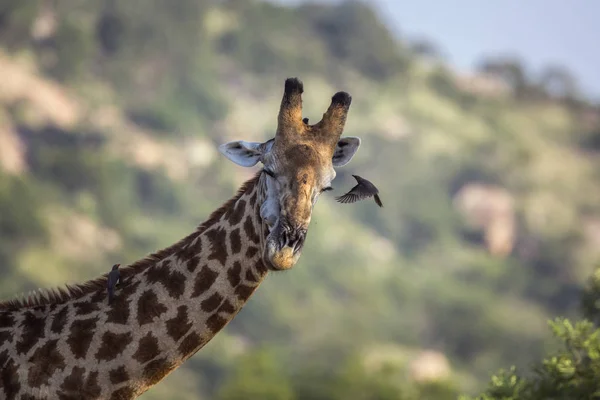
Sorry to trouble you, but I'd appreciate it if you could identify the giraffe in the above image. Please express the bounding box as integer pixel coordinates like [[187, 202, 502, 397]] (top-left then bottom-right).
[[0, 77, 361, 399]]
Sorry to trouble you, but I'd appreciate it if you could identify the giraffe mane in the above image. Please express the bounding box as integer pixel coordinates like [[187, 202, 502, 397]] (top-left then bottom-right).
[[0, 173, 262, 311]]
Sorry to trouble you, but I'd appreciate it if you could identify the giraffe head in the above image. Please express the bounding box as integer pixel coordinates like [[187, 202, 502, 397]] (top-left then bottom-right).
[[219, 78, 360, 270]]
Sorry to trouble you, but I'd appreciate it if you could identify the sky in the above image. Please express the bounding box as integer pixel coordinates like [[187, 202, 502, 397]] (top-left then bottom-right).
[[273, 0, 600, 100]]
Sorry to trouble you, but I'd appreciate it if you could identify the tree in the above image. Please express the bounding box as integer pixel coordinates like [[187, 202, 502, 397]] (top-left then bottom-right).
[[304, 0, 411, 80], [538, 65, 579, 100], [410, 37, 445, 61], [465, 267, 600, 400], [0, 0, 40, 50], [216, 348, 295, 400], [478, 57, 527, 92], [476, 56, 544, 100]]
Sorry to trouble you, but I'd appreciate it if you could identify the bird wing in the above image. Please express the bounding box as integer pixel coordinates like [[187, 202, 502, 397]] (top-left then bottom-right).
[[374, 194, 383, 207], [336, 183, 372, 203], [335, 192, 362, 204], [107, 272, 118, 287], [353, 183, 378, 198]]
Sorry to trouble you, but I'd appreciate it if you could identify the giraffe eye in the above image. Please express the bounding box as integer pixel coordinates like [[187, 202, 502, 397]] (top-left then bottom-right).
[[321, 186, 333, 193], [263, 168, 276, 178]]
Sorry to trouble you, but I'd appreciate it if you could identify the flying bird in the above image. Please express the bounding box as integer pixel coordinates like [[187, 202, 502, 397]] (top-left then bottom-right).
[[107, 263, 121, 305], [336, 175, 383, 207]]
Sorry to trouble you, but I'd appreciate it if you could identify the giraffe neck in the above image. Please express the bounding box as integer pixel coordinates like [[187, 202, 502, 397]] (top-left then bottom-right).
[[0, 173, 271, 399]]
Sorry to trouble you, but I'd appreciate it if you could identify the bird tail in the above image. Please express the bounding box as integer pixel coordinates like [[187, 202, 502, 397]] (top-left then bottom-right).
[[374, 194, 383, 208], [108, 288, 114, 305]]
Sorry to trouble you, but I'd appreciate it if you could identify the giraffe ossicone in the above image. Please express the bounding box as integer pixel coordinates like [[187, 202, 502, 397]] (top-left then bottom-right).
[[0, 77, 361, 399]]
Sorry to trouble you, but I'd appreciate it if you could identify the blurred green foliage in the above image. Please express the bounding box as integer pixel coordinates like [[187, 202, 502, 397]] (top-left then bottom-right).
[[0, 0, 599, 399], [467, 268, 600, 399], [216, 348, 459, 400], [0, 173, 47, 271]]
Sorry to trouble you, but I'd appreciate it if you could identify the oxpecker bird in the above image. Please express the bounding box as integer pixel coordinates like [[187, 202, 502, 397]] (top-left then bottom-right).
[[336, 174, 383, 207], [107, 263, 121, 304]]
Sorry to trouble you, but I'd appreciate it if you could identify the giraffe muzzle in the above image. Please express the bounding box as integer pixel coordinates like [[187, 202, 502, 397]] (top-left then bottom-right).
[[279, 224, 306, 253], [263, 221, 306, 270]]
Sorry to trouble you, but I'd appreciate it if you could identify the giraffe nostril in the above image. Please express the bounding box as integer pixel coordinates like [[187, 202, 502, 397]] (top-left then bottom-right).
[[293, 239, 304, 254], [289, 228, 306, 253], [275, 220, 306, 251], [279, 232, 287, 249]]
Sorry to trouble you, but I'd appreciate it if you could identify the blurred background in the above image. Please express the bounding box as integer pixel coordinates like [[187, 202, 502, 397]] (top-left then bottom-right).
[[1, 0, 600, 399]]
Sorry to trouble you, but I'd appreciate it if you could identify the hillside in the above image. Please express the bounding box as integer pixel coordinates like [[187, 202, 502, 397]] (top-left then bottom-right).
[[1, 1, 600, 398]]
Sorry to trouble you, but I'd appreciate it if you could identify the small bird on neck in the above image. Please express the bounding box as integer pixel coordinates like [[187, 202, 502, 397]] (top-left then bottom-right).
[[107, 263, 121, 304]]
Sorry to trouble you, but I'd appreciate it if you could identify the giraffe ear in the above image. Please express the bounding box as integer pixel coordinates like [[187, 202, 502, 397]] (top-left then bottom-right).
[[332, 137, 361, 167], [218, 139, 274, 167]]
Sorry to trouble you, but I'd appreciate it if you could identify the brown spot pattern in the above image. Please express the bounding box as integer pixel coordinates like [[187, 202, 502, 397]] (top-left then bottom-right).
[[28, 339, 66, 388], [192, 235, 203, 252], [133, 332, 161, 363], [255, 259, 268, 274], [73, 301, 99, 316], [227, 261, 242, 288], [200, 292, 223, 313], [206, 227, 228, 266], [60, 367, 102, 399], [178, 236, 202, 262], [178, 332, 203, 356], [246, 246, 259, 258], [229, 199, 246, 226], [162, 270, 186, 299], [187, 256, 200, 272], [143, 357, 174, 387], [16, 311, 45, 354], [244, 215, 260, 243], [120, 280, 141, 298], [31, 305, 46, 312], [235, 284, 255, 301], [89, 289, 107, 304], [174, 245, 192, 262], [96, 331, 133, 361], [0, 351, 20, 399], [146, 262, 187, 299], [192, 265, 218, 298], [249, 190, 257, 207], [217, 300, 236, 314], [0, 330, 10, 345], [110, 386, 136, 400], [206, 314, 228, 334], [51, 306, 68, 334], [106, 281, 140, 325], [229, 228, 242, 254], [145, 264, 167, 284], [0, 312, 14, 328], [106, 297, 130, 325], [137, 290, 168, 326], [166, 306, 192, 342], [86, 372, 102, 397], [109, 366, 130, 384], [245, 268, 258, 283], [66, 317, 98, 359]]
